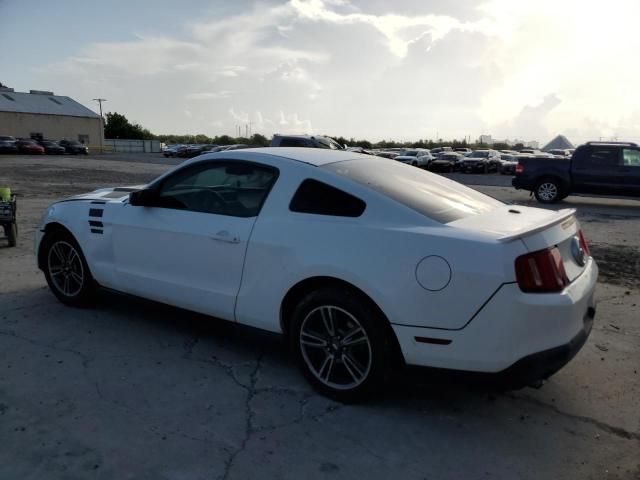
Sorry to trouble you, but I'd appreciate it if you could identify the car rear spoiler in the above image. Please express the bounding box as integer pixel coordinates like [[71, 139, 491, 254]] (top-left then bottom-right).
[[497, 208, 576, 243]]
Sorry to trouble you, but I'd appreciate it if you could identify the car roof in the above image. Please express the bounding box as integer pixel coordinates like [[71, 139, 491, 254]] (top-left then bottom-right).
[[196, 147, 364, 167]]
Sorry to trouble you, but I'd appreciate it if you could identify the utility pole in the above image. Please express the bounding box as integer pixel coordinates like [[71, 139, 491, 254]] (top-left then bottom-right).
[[93, 98, 107, 153]]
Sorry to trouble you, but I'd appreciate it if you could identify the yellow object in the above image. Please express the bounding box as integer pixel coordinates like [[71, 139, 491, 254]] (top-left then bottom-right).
[[0, 187, 11, 202]]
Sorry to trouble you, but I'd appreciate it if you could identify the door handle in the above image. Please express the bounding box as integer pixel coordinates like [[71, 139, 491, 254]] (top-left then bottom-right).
[[211, 230, 240, 244]]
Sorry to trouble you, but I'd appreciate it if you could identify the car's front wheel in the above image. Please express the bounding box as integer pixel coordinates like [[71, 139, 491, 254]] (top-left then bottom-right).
[[42, 231, 96, 306], [290, 288, 393, 403]]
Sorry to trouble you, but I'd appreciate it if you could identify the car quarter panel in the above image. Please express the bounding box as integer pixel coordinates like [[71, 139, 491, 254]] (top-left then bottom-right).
[[393, 258, 598, 371], [234, 161, 528, 333]]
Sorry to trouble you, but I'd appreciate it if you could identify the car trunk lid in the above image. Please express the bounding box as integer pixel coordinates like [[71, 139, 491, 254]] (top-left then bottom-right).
[[448, 205, 587, 282]]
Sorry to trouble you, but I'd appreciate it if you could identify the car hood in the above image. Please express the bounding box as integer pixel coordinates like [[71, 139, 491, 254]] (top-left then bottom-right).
[[58, 185, 146, 203]]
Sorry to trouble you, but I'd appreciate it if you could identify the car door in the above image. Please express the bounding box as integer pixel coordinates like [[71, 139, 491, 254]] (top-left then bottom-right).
[[111, 160, 279, 320], [621, 148, 640, 195], [572, 147, 626, 194]]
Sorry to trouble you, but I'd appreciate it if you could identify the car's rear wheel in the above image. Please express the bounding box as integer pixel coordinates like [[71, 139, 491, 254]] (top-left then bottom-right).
[[290, 288, 393, 403], [42, 231, 96, 306], [534, 178, 562, 203]]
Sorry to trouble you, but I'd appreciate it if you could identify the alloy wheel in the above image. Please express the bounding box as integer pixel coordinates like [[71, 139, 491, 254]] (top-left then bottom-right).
[[47, 241, 84, 297], [538, 182, 558, 201], [299, 305, 372, 390]]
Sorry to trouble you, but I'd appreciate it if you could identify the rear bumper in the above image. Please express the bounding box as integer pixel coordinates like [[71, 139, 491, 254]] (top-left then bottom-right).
[[512, 177, 535, 190], [492, 305, 594, 387], [392, 258, 598, 378]]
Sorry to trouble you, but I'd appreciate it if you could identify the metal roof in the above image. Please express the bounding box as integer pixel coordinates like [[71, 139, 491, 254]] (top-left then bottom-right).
[[0, 91, 100, 119]]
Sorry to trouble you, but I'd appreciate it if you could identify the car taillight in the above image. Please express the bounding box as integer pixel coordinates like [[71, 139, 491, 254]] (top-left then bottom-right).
[[578, 229, 590, 256], [515, 247, 569, 293], [515, 163, 524, 174]]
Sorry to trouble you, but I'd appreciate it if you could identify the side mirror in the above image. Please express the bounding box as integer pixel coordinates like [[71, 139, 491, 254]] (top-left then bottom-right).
[[129, 188, 157, 207]]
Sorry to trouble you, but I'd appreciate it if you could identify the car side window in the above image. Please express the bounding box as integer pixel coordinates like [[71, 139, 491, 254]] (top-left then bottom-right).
[[582, 148, 620, 168], [289, 179, 366, 217], [622, 149, 640, 167], [156, 162, 278, 217], [280, 138, 308, 147]]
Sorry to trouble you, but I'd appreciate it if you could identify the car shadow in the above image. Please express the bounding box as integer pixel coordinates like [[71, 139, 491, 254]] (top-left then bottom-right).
[[90, 289, 531, 404]]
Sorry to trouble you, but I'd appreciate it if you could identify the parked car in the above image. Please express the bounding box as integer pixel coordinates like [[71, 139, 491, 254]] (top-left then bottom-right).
[[394, 149, 431, 167], [453, 147, 472, 155], [429, 152, 465, 172], [499, 154, 519, 175], [58, 140, 89, 155], [174, 145, 191, 157], [224, 144, 251, 151], [375, 151, 399, 159], [513, 141, 640, 203], [38, 140, 66, 155], [347, 146, 374, 155], [162, 144, 185, 157], [35, 148, 598, 401], [0, 139, 18, 154], [16, 139, 45, 155], [184, 144, 218, 158], [271, 134, 344, 149], [430, 146, 453, 156], [546, 149, 572, 158], [462, 150, 501, 173]]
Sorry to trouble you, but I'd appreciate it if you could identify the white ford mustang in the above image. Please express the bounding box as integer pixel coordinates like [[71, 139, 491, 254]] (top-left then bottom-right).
[[36, 148, 597, 401]]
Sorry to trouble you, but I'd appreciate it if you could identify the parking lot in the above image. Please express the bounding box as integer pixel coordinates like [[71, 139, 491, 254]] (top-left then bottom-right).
[[1, 153, 639, 479]]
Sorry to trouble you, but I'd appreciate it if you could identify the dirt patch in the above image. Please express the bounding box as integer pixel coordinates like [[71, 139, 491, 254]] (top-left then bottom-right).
[[590, 243, 640, 288], [2, 163, 160, 198]]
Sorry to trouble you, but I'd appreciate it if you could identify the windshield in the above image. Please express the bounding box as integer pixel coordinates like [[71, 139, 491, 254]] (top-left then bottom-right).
[[324, 158, 502, 223], [402, 150, 419, 156], [469, 151, 489, 158]]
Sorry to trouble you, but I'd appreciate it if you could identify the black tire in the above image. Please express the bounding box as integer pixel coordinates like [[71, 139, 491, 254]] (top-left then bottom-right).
[[411, 161, 418, 167], [5, 223, 17, 247], [534, 178, 563, 204], [290, 287, 394, 403], [41, 231, 96, 306]]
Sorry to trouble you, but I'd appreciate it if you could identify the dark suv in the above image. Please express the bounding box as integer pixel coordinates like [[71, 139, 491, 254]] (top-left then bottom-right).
[[271, 134, 344, 149], [512, 141, 640, 203]]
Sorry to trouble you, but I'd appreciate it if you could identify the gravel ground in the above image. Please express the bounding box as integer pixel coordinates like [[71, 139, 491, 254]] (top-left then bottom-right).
[[0, 154, 639, 480]]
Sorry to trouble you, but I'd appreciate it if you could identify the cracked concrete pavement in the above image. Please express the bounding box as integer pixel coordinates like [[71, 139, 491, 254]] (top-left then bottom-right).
[[0, 154, 639, 479]]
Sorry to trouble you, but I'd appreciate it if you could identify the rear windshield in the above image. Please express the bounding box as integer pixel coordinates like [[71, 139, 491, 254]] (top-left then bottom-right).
[[324, 158, 502, 223]]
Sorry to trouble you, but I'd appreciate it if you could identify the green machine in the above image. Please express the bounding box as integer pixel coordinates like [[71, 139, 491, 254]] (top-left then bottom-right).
[[0, 186, 17, 247]]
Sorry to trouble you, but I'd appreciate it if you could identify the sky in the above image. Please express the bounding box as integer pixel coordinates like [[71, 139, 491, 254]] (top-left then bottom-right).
[[1, 0, 640, 144]]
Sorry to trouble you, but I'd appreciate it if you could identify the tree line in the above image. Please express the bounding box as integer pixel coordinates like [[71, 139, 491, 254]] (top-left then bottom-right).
[[103, 112, 525, 151]]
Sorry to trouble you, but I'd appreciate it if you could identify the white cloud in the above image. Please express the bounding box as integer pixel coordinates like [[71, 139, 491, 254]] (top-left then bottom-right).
[[186, 91, 232, 100], [32, 0, 640, 143]]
